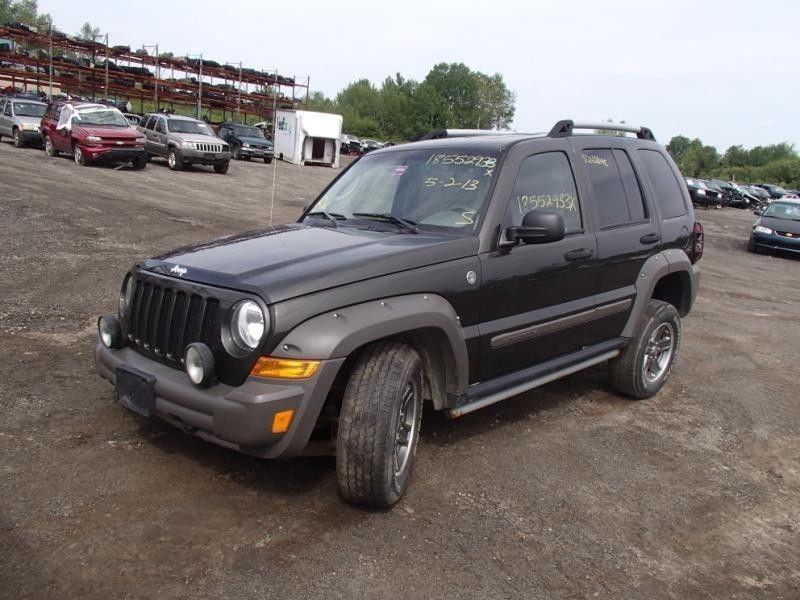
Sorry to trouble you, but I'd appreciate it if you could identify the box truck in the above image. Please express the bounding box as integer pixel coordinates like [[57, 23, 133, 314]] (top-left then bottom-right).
[[274, 109, 343, 168]]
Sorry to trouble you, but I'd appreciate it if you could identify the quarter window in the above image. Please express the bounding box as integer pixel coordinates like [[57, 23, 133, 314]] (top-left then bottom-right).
[[506, 152, 582, 233], [638, 149, 688, 219]]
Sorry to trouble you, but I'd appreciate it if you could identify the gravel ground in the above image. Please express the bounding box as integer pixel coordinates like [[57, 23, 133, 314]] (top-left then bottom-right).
[[0, 141, 798, 599]]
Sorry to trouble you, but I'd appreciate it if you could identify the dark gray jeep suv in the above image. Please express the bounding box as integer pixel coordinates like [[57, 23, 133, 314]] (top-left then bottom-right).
[[95, 120, 702, 507]]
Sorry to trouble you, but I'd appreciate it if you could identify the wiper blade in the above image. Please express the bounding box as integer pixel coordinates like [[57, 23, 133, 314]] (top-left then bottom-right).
[[351, 212, 418, 233], [305, 211, 347, 228]]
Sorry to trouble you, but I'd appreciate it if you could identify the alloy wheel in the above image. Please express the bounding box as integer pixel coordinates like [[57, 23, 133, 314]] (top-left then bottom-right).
[[642, 322, 675, 384]]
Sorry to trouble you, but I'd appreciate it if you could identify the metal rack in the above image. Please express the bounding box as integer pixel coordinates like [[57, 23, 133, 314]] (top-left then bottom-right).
[[0, 25, 309, 121]]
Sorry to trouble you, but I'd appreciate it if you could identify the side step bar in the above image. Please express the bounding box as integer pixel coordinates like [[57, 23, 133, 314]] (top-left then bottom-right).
[[446, 339, 625, 418]]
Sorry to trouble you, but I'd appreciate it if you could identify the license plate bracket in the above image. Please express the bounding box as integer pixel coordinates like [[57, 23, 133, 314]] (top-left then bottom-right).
[[204, 153, 215, 160], [116, 366, 156, 417]]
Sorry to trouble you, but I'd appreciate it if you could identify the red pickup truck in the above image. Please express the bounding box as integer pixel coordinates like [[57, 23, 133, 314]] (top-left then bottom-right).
[[41, 102, 147, 169]]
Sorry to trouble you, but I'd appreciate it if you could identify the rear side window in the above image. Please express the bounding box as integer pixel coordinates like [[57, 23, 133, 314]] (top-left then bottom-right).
[[506, 152, 582, 234], [581, 149, 647, 228], [638, 149, 688, 219]]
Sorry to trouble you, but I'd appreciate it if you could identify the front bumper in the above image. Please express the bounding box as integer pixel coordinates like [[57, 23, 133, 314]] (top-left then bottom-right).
[[19, 128, 43, 143], [180, 148, 231, 165], [238, 146, 273, 159], [83, 145, 147, 163], [95, 341, 344, 459], [752, 232, 800, 254]]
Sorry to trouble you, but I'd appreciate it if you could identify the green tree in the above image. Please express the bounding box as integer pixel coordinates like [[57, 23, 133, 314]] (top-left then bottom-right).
[[76, 21, 101, 43], [0, 0, 50, 29]]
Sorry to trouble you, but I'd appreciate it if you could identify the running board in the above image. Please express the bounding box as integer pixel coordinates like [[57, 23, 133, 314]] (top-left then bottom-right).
[[446, 341, 624, 418]]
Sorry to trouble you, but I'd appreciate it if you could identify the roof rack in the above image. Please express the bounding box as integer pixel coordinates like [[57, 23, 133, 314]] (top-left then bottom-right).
[[417, 128, 514, 141], [548, 120, 656, 141]]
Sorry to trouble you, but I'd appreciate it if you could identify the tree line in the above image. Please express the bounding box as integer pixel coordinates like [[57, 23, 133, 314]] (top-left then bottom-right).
[[667, 136, 800, 188], [307, 63, 516, 142]]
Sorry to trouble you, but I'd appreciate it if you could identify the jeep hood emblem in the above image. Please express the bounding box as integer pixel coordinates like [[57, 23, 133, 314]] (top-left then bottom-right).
[[169, 264, 187, 277]]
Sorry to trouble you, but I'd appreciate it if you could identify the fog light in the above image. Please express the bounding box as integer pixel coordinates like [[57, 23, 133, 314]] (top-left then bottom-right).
[[185, 343, 215, 386], [97, 315, 123, 349]]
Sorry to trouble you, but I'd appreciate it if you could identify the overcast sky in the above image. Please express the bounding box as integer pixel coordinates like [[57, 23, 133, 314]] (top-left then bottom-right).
[[39, 0, 798, 151]]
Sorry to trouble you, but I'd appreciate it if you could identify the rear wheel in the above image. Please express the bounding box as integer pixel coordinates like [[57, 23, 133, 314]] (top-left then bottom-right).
[[73, 144, 86, 166], [12, 128, 23, 148], [609, 300, 681, 399], [213, 160, 229, 174], [336, 341, 423, 508], [167, 149, 183, 171], [44, 135, 58, 157]]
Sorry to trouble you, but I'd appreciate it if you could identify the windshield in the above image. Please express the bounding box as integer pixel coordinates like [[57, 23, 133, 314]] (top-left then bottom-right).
[[13, 102, 46, 117], [763, 202, 800, 220], [168, 119, 214, 136], [73, 108, 129, 127], [232, 125, 265, 139], [309, 148, 499, 234]]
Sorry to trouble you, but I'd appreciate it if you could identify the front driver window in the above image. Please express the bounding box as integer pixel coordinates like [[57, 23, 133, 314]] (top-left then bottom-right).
[[505, 151, 582, 233]]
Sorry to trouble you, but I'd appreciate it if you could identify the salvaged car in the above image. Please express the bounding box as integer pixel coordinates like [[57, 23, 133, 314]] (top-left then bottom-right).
[[0, 96, 46, 147], [41, 102, 147, 168], [95, 120, 702, 507], [684, 177, 722, 208], [748, 199, 800, 255], [139, 113, 231, 173], [217, 122, 274, 163]]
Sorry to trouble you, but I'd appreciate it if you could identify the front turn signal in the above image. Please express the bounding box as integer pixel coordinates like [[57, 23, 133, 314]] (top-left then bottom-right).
[[250, 357, 320, 379], [271, 409, 294, 434]]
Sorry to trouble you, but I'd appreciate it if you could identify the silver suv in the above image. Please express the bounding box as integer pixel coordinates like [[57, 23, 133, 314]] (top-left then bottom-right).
[[139, 113, 231, 174], [0, 97, 47, 147]]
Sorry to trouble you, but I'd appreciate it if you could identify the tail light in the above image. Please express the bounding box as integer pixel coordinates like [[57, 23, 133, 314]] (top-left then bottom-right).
[[688, 221, 704, 263]]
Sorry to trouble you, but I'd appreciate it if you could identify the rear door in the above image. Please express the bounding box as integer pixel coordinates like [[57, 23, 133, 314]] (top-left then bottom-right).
[[477, 140, 600, 381], [152, 116, 167, 156], [569, 140, 660, 338]]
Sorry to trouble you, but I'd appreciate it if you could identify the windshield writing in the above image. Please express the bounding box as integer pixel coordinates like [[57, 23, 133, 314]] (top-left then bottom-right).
[[764, 203, 800, 220], [74, 109, 128, 127]]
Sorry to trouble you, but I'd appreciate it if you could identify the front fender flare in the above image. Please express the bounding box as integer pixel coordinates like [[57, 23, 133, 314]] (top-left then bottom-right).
[[271, 293, 470, 393]]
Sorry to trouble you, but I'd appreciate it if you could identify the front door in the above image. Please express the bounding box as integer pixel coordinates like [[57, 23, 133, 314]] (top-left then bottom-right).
[[477, 148, 599, 381], [0, 100, 10, 136]]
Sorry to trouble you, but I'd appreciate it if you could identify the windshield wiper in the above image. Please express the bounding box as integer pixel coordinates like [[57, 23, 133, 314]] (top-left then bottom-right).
[[351, 212, 419, 234], [305, 211, 347, 228]]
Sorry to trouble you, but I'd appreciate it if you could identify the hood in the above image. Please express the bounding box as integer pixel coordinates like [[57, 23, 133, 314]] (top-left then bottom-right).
[[173, 133, 225, 144], [15, 115, 43, 127], [238, 136, 272, 147], [759, 215, 800, 235], [74, 125, 140, 138], [141, 224, 477, 304]]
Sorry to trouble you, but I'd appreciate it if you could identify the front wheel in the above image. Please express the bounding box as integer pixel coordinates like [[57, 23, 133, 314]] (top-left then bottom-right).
[[132, 155, 147, 170], [44, 135, 59, 157], [336, 341, 423, 508], [264, 157, 273, 164], [167, 149, 183, 171], [609, 300, 681, 399], [232, 147, 240, 160], [213, 161, 229, 174], [12, 128, 23, 148], [73, 144, 87, 166]]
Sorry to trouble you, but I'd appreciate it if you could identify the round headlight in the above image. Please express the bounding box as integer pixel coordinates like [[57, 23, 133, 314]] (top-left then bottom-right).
[[119, 274, 135, 316], [230, 300, 266, 351]]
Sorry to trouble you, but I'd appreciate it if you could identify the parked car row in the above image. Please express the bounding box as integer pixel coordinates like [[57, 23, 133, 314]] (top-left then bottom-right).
[[681, 176, 796, 210], [0, 93, 277, 174], [339, 133, 394, 155]]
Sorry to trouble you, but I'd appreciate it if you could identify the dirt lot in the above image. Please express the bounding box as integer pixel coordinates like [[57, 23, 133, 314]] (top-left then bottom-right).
[[1, 140, 799, 599]]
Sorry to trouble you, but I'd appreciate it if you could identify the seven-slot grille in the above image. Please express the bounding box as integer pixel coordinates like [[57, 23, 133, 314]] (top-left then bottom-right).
[[195, 142, 223, 153], [126, 276, 220, 367]]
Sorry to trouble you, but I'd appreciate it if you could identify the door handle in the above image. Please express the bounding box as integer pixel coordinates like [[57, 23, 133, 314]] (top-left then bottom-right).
[[639, 232, 661, 245], [564, 248, 594, 261]]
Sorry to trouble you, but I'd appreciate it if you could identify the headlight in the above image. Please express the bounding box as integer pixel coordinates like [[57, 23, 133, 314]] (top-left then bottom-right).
[[242, 143, 250, 148], [23, 123, 39, 131], [230, 300, 266, 351], [180, 140, 194, 149], [697, 189, 706, 196], [754, 225, 773, 235], [85, 135, 102, 144], [119, 274, 135, 316], [686, 179, 696, 186], [135, 136, 146, 144]]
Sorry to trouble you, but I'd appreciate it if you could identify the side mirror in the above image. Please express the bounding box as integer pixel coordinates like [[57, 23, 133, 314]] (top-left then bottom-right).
[[504, 210, 566, 247]]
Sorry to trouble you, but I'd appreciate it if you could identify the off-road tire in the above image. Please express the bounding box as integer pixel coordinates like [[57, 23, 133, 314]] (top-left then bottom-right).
[[609, 300, 681, 400], [336, 341, 423, 508], [12, 128, 23, 148], [167, 149, 183, 171], [44, 135, 58, 157], [213, 161, 230, 174]]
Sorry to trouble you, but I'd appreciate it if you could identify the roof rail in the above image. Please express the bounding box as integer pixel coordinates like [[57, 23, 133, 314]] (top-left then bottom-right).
[[548, 120, 656, 141], [417, 128, 514, 141]]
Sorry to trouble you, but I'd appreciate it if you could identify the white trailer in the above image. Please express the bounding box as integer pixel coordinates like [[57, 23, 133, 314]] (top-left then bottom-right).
[[274, 109, 343, 168]]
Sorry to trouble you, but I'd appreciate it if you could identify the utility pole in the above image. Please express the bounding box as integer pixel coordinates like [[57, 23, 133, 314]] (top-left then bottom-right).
[[104, 33, 109, 101], [142, 44, 159, 111], [197, 54, 203, 119], [48, 17, 53, 100], [237, 61, 242, 120]]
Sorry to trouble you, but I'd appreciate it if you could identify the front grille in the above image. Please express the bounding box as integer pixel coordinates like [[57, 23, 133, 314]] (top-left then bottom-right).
[[195, 142, 223, 153], [127, 277, 220, 367]]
